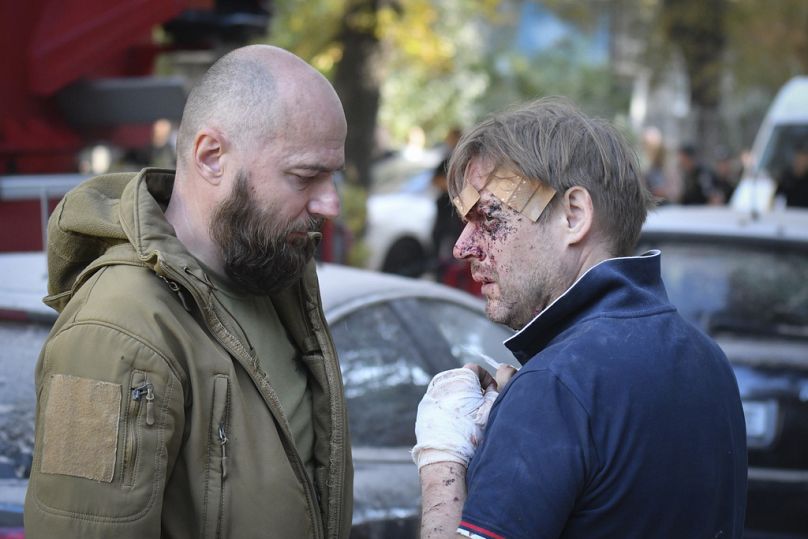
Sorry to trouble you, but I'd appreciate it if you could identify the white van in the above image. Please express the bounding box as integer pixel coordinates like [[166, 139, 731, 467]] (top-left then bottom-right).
[[731, 76, 808, 212]]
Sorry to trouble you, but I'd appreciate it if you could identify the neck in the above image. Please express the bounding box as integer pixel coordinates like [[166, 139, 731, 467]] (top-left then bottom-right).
[[165, 181, 226, 275], [566, 236, 614, 293]]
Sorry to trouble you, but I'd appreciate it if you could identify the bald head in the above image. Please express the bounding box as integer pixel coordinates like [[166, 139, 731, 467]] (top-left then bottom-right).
[[176, 45, 343, 168]]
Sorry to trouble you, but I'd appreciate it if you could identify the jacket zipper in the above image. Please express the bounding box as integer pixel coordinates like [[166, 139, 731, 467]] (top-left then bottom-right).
[[218, 423, 228, 479], [123, 373, 154, 485], [158, 273, 191, 311], [158, 263, 328, 539], [207, 375, 230, 539], [132, 381, 155, 426], [312, 296, 347, 538]]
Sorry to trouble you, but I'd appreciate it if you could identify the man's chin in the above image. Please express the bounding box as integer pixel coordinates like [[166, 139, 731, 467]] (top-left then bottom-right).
[[484, 296, 524, 330], [484, 298, 505, 323]]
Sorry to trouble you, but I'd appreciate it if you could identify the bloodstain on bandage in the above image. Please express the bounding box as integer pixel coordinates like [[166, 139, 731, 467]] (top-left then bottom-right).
[[452, 168, 556, 222]]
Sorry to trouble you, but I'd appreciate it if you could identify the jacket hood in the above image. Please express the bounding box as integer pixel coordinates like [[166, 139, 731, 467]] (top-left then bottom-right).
[[45, 168, 188, 311]]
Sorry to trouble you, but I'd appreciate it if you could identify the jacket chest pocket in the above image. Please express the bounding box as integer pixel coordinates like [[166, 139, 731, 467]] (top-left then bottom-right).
[[121, 370, 155, 487], [203, 375, 231, 539]]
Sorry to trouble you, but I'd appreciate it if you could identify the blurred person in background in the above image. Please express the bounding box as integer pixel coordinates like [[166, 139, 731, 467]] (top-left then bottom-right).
[[678, 144, 721, 205], [147, 118, 178, 169], [712, 147, 739, 205], [412, 97, 747, 539], [430, 157, 478, 294], [640, 126, 672, 204], [24, 45, 353, 538], [775, 140, 808, 208]]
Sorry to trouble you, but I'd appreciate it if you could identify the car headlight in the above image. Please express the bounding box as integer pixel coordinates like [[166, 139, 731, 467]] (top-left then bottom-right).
[[742, 399, 779, 449]]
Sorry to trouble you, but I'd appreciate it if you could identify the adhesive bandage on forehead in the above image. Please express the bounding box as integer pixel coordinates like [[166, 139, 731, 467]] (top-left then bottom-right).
[[452, 168, 556, 222]]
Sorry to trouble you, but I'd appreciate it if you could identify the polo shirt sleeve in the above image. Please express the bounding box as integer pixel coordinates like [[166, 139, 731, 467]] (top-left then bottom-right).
[[459, 369, 595, 539]]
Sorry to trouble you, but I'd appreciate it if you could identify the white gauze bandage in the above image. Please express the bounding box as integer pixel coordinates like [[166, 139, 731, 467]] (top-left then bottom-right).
[[412, 368, 498, 469]]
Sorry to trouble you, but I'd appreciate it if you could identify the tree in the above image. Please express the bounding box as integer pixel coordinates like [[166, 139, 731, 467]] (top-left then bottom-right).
[[660, 0, 727, 158], [268, 0, 500, 189]]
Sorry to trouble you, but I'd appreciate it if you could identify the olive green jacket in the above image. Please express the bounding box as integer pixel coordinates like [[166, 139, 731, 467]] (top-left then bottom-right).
[[24, 169, 353, 538]]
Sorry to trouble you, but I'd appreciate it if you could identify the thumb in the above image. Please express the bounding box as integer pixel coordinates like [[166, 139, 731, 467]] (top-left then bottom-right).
[[474, 386, 499, 426]]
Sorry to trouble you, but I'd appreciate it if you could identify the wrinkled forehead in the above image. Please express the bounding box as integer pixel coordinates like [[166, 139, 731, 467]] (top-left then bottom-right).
[[452, 161, 556, 222]]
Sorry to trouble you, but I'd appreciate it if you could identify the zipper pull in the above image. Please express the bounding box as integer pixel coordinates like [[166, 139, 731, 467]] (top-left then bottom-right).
[[218, 423, 229, 479], [131, 382, 150, 400], [145, 385, 155, 426], [132, 382, 155, 426], [158, 274, 192, 312]]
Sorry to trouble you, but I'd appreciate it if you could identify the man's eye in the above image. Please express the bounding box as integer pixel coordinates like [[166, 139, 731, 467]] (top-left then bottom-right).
[[481, 215, 498, 229], [290, 174, 314, 187]]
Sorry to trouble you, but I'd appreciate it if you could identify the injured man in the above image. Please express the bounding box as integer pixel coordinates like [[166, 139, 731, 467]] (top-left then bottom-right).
[[412, 97, 748, 539]]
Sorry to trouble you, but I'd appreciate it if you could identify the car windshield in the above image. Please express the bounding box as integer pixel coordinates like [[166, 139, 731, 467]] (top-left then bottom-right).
[[759, 123, 808, 179], [640, 241, 808, 338]]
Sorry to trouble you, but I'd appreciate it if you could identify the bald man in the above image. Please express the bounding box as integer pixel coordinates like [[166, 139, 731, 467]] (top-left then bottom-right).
[[25, 45, 353, 539]]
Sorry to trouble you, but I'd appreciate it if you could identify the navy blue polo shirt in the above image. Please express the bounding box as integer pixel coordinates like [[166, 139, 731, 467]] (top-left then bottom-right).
[[459, 252, 747, 539]]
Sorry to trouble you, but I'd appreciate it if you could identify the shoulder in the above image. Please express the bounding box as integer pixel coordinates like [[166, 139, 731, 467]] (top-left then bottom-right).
[[495, 366, 592, 423], [70, 264, 187, 326], [50, 263, 195, 381]]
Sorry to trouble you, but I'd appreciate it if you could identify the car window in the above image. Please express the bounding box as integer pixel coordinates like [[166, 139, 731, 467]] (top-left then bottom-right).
[[0, 320, 48, 480], [331, 296, 513, 448], [330, 301, 438, 448], [417, 299, 516, 369], [637, 240, 808, 336]]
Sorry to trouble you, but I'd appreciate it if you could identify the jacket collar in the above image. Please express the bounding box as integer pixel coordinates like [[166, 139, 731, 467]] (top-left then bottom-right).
[[119, 169, 206, 276], [505, 250, 670, 365]]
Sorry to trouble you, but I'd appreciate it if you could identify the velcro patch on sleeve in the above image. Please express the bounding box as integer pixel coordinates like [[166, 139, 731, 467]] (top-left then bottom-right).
[[40, 374, 121, 482]]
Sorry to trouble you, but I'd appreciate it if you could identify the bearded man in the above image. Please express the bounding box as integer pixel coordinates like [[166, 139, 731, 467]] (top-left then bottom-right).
[[25, 45, 353, 539]]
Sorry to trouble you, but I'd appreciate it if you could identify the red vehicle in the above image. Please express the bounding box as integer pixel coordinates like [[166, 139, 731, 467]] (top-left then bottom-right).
[[0, 0, 270, 252]]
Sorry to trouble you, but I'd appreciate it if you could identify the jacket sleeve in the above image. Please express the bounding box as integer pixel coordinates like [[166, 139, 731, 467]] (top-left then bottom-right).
[[24, 320, 185, 538]]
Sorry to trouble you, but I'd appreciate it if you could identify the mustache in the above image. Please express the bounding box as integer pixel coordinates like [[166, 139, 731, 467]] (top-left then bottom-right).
[[290, 216, 324, 235]]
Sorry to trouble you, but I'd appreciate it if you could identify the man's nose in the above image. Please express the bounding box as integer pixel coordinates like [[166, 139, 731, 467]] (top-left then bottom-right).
[[308, 180, 340, 220], [453, 222, 483, 260]]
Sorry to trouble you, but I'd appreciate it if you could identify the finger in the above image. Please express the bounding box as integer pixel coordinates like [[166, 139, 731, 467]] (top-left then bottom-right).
[[462, 363, 483, 375], [464, 363, 496, 391], [495, 364, 517, 390]]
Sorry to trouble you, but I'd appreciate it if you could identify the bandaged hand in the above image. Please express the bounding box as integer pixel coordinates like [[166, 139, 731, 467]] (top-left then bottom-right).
[[412, 367, 498, 470]]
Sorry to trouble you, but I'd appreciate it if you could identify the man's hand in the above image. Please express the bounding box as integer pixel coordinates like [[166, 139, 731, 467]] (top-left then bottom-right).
[[495, 362, 518, 390], [412, 366, 499, 469]]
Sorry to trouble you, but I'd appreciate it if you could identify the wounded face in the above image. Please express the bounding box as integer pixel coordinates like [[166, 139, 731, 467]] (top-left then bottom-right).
[[209, 170, 321, 295], [452, 159, 567, 330]]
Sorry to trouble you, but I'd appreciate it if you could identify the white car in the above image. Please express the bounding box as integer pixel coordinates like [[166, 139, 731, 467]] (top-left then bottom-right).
[[364, 151, 444, 277], [731, 76, 808, 212]]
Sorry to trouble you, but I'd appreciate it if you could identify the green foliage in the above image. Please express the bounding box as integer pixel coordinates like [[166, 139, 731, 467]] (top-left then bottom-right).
[[478, 46, 630, 123], [726, 0, 808, 90], [267, 0, 807, 149], [267, 0, 505, 145]]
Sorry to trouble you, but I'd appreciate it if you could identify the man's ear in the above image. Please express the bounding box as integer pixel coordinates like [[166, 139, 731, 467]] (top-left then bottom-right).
[[193, 129, 227, 185], [561, 186, 594, 246]]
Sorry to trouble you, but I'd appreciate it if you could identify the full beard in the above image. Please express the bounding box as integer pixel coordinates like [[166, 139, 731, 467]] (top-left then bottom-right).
[[209, 171, 322, 295]]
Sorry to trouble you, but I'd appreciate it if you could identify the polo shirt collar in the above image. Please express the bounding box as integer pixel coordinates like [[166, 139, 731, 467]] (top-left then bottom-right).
[[505, 250, 667, 365]]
